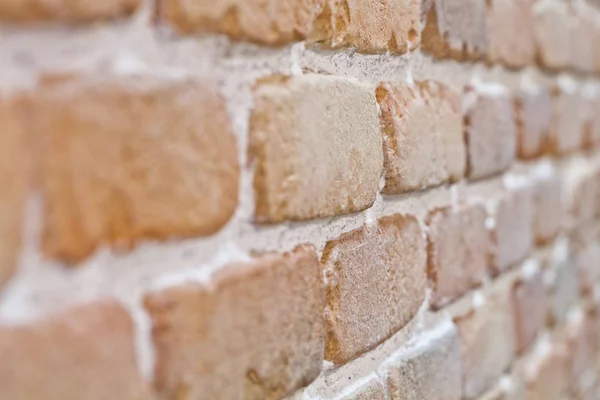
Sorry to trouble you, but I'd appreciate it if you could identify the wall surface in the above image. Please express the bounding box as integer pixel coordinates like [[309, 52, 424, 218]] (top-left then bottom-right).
[[1, 0, 600, 399]]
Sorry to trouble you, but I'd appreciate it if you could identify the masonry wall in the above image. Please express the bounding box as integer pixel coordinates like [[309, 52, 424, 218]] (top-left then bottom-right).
[[1, 0, 600, 399]]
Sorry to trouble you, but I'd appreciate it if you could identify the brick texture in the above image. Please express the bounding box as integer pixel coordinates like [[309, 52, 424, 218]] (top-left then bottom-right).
[[532, 0, 572, 71], [144, 245, 324, 400], [322, 214, 426, 365], [0, 0, 139, 22], [512, 261, 547, 355], [334, 375, 387, 400], [514, 87, 552, 160]]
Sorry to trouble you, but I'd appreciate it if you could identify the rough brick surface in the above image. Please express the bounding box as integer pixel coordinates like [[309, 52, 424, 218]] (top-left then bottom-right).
[[381, 321, 462, 400], [29, 75, 239, 264], [464, 84, 516, 180], [144, 245, 324, 400], [513, 261, 547, 355], [422, 0, 488, 60], [308, 0, 421, 54], [532, 0, 572, 70], [514, 87, 552, 160], [159, 0, 324, 45], [426, 203, 489, 308], [250, 74, 381, 224], [0, 0, 139, 22], [0, 98, 27, 287], [322, 214, 427, 365], [376, 81, 465, 194], [0, 300, 151, 400]]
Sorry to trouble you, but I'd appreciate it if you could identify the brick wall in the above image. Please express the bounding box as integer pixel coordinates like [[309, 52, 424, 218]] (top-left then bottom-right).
[[0, 0, 599, 399]]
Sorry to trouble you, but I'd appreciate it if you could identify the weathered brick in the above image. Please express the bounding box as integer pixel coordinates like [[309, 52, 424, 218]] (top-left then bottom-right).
[[0, 0, 139, 22], [549, 80, 587, 155], [380, 321, 462, 400], [308, 0, 421, 54], [530, 163, 562, 245], [0, 300, 151, 400], [28, 75, 239, 263], [0, 97, 27, 287], [422, 0, 488, 60], [426, 202, 489, 308], [486, 0, 537, 68], [524, 334, 571, 400], [488, 179, 533, 274], [376, 81, 465, 194], [513, 260, 547, 355], [514, 86, 552, 160], [250, 74, 381, 224], [322, 214, 427, 365], [159, 0, 323, 45], [532, 0, 572, 70], [454, 282, 516, 399], [144, 245, 324, 400], [464, 83, 516, 180], [335, 375, 387, 400]]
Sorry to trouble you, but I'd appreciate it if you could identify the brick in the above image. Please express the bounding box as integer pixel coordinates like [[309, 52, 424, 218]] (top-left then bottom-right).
[[308, 0, 421, 54], [585, 89, 600, 147], [454, 282, 516, 399], [512, 260, 547, 355], [514, 86, 552, 160], [486, 0, 537, 68], [570, 0, 600, 74], [376, 81, 465, 194], [322, 214, 427, 365], [476, 371, 526, 400], [532, 0, 572, 70], [464, 83, 516, 180], [549, 80, 587, 155], [0, 300, 151, 400], [249, 74, 381, 224], [488, 180, 533, 274], [334, 375, 387, 400], [380, 321, 462, 400], [547, 237, 580, 326], [571, 224, 600, 295], [422, 0, 488, 60], [565, 308, 598, 389], [28, 75, 238, 263], [144, 245, 324, 400], [426, 202, 489, 308], [159, 0, 323, 45], [0, 0, 139, 22], [0, 98, 27, 287], [530, 163, 562, 245], [562, 158, 599, 227], [524, 334, 571, 400]]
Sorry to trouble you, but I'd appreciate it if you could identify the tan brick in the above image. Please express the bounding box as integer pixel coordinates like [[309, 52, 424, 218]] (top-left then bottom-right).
[[250, 74, 381, 224], [486, 0, 537, 68], [0, 0, 139, 22], [28, 75, 239, 264], [159, 0, 323, 45], [144, 245, 324, 400], [454, 281, 516, 399], [514, 87, 552, 160], [0, 98, 27, 287], [549, 81, 587, 155], [380, 321, 462, 400], [376, 81, 465, 194], [513, 260, 547, 355], [524, 334, 571, 400], [488, 181, 533, 274], [322, 214, 427, 365], [308, 0, 421, 54], [464, 83, 516, 180], [422, 0, 488, 60], [530, 164, 562, 245], [426, 203, 489, 308], [0, 300, 151, 400], [335, 375, 387, 400], [532, 0, 572, 70]]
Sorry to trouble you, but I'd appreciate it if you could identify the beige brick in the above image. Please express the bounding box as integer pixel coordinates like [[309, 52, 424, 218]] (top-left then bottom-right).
[[144, 245, 324, 400], [524, 334, 571, 400], [28, 75, 239, 264], [422, 0, 488, 60], [0, 0, 139, 22], [250, 74, 381, 224], [322, 214, 427, 365], [376, 81, 465, 194], [380, 321, 462, 400], [514, 87, 552, 160], [159, 0, 323, 45], [426, 203, 489, 308], [335, 375, 387, 400], [513, 261, 547, 355], [0, 98, 27, 287], [0, 300, 151, 400], [549, 83, 587, 155], [454, 281, 516, 399], [488, 183, 533, 274], [308, 0, 421, 54], [464, 84, 516, 180], [531, 165, 562, 245], [570, 0, 600, 74], [486, 0, 537, 68], [532, 0, 572, 70]]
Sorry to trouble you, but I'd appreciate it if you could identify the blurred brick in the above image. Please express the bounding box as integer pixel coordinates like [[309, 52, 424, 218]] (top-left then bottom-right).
[[549, 81, 587, 155], [514, 86, 552, 160], [524, 334, 571, 400], [513, 260, 547, 355], [546, 237, 580, 326], [0, 0, 139, 23], [532, 0, 572, 70], [335, 375, 387, 400], [530, 163, 562, 245]]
